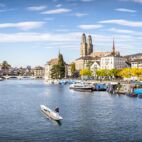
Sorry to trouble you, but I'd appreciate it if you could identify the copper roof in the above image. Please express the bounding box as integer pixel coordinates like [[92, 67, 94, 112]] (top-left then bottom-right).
[[90, 52, 111, 57], [47, 58, 58, 65], [47, 58, 67, 65]]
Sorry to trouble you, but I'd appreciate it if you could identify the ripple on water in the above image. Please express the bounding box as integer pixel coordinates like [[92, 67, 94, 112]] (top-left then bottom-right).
[[0, 80, 142, 142]]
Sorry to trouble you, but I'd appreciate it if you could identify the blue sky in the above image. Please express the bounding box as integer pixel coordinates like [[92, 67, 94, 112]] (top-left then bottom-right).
[[0, 0, 142, 67]]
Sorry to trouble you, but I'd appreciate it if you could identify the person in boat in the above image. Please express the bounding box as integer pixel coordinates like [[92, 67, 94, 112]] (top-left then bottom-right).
[[55, 107, 59, 113]]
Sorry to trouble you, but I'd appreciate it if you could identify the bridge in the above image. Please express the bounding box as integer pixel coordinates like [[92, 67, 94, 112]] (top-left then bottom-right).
[[2, 76, 43, 80]]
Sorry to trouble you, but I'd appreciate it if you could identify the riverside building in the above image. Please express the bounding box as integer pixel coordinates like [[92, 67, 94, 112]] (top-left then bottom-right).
[[33, 66, 44, 78], [131, 59, 142, 68], [100, 39, 128, 69], [75, 33, 120, 70]]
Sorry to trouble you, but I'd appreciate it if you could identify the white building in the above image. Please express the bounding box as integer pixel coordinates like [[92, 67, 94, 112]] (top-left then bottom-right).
[[131, 59, 142, 68], [44, 58, 69, 80], [44, 58, 58, 80], [75, 56, 100, 70], [100, 55, 128, 69], [33, 66, 44, 78], [90, 61, 101, 76]]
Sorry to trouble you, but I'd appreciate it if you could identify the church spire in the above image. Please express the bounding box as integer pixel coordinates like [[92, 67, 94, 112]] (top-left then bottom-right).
[[58, 49, 61, 56], [112, 38, 116, 56]]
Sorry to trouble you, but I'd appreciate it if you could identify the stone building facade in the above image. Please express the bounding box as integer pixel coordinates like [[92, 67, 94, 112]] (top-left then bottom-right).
[[44, 58, 69, 80], [75, 56, 100, 70], [100, 55, 128, 70], [33, 66, 44, 78], [44, 58, 58, 80], [80, 33, 93, 57], [131, 59, 142, 68]]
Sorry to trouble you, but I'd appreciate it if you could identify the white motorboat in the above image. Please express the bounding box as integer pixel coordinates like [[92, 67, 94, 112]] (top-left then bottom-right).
[[69, 82, 94, 92], [0, 78, 4, 81], [40, 105, 63, 121]]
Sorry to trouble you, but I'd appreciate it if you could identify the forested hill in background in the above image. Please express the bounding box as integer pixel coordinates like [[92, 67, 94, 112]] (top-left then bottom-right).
[[124, 53, 142, 61]]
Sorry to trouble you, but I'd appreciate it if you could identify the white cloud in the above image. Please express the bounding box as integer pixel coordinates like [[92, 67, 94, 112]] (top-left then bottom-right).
[[55, 29, 70, 32], [108, 28, 134, 34], [0, 32, 141, 55], [41, 8, 71, 14], [0, 3, 5, 7], [0, 32, 82, 42], [0, 8, 15, 12], [75, 13, 88, 17], [81, 0, 93, 2], [0, 21, 45, 30], [108, 28, 142, 36], [79, 24, 103, 29], [56, 4, 62, 8], [44, 17, 54, 21], [27, 5, 47, 11], [132, 0, 142, 3], [121, 0, 142, 3], [115, 8, 136, 13], [99, 19, 142, 27]]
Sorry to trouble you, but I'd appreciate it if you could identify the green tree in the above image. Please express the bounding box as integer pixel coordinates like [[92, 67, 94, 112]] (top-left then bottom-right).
[[70, 63, 76, 77], [86, 61, 93, 69], [108, 69, 118, 78], [117, 68, 142, 80], [80, 69, 92, 77], [50, 65, 60, 79], [1, 61, 11, 75], [117, 68, 132, 78], [96, 69, 108, 77], [50, 52, 66, 79], [58, 52, 65, 79]]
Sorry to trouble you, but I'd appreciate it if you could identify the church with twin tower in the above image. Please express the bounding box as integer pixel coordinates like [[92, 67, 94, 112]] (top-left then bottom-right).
[[80, 33, 93, 57], [75, 33, 120, 70]]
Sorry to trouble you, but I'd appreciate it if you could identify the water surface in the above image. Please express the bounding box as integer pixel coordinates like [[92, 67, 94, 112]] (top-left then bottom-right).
[[0, 80, 142, 142]]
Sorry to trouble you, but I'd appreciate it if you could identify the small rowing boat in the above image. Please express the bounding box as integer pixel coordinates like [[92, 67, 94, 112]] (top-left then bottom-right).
[[40, 105, 63, 121]]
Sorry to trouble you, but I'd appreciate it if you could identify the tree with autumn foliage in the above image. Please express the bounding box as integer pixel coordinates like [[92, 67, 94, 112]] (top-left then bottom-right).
[[80, 69, 92, 77]]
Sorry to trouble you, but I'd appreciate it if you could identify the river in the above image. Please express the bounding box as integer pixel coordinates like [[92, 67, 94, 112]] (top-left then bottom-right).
[[0, 80, 142, 142]]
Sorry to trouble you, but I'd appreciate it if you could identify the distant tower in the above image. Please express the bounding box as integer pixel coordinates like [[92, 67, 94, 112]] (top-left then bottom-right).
[[112, 38, 116, 56], [80, 33, 87, 57], [87, 35, 93, 55]]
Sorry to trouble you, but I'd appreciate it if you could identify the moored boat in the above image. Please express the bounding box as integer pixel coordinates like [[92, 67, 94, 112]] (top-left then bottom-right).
[[138, 94, 142, 98], [94, 83, 107, 91], [69, 82, 94, 92], [0, 77, 4, 81], [126, 93, 138, 97], [40, 105, 63, 121]]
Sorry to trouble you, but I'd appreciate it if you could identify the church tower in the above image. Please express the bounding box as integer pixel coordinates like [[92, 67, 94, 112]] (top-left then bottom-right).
[[111, 38, 116, 56], [87, 35, 93, 55], [80, 33, 87, 57]]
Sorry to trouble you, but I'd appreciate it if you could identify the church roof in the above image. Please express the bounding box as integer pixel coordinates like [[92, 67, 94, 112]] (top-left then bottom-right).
[[47, 58, 58, 65], [47, 58, 67, 65], [76, 55, 100, 61], [90, 52, 111, 57], [103, 53, 121, 57]]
